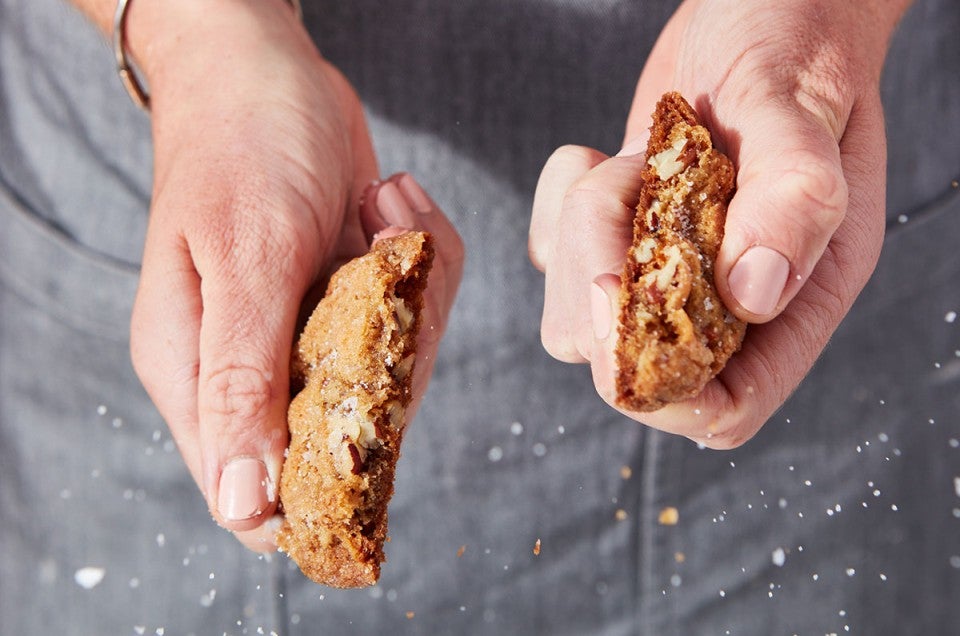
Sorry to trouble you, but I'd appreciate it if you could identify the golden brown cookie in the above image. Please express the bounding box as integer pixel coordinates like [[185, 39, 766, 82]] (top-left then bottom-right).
[[277, 231, 433, 588], [615, 92, 746, 411]]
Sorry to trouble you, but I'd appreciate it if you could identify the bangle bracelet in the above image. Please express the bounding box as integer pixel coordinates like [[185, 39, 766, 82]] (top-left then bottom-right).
[[113, 0, 304, 112]]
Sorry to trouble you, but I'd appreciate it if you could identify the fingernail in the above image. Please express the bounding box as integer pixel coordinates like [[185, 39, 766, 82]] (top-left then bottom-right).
[[616, 135, 647, 157], [590, 282, 613, 340], [397, 174, 433, 214], [218, 457, 271, 522], [377, 182, 416, 228], [358, 179, 381, 209], [728, 246, 790, 316]]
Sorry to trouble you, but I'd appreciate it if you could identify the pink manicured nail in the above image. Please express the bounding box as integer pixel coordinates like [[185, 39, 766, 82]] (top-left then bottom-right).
[[616, 135, 648, 157], [591, 282, 613, 340], [358, 179, 381, 209], [397, 174, 434, 214], [218, 457, 270, 522], [377, 182, 416, 228], [728, 246, 790, 316]]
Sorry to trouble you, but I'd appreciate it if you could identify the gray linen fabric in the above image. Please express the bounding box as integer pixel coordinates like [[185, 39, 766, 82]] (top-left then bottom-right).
[[1, 0, 958, 634]]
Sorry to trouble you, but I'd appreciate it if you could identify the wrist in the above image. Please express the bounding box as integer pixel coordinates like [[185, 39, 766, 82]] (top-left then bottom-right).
[[120, 0, 305, 107]]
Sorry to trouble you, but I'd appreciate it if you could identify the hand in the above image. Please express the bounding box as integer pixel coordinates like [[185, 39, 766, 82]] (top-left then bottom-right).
[[530, 0, 911, 448], [128, 0, 380, 550]]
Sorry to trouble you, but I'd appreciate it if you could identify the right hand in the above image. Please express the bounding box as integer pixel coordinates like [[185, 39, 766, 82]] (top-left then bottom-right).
[[127, 0, 381, 550], [530, 0, 907, 448]]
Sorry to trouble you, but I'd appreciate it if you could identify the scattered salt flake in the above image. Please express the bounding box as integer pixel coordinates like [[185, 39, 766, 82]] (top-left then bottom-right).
[[812, 573, 819, 581], [156, 533, 165, 548], [946, 311, 958, 324], [949, 555, 960, 569], [846, 568, 856, 577], [670, 574, 682, 587], [509, 421, 524, 436], [953, 477, 960, 498], [533, 539, 541, 556], [129, 577, 140, 589], [200, 589, 217, 607], [532, 442, 547, 457], [134, 627, 145, 635], [778, 498, 788, 509], [74, 567, 105, 589], [658, 507, 679, 526], [487, 446, 503, 462], [719, 589, 726, 598], [880, 573, 888, 581], [950, 439, 959, 449], [96, 405, 107, 416], [897, 213, 909, 224], [557, 425, 565, 434], [772, 547, 786, 567]]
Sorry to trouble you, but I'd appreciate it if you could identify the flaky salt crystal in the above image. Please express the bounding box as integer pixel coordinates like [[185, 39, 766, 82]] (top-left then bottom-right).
[[946, 311, 957, 324], [74, 566, 105, 589], [772, 548, 786, 567]]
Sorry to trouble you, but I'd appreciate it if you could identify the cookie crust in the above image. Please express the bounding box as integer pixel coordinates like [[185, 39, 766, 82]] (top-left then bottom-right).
[[277, 231, 433, 588], [615, 92, 746, 411]]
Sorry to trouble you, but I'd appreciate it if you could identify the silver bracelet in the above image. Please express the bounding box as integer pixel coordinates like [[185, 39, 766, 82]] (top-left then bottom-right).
[[113, 0, 304, 112]]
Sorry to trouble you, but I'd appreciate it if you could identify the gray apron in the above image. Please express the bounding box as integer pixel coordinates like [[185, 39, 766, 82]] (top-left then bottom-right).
[[1, 0, 958, 633]]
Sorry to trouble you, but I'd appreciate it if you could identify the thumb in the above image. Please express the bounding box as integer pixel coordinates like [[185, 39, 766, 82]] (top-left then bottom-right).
[[194, 229, 310, 533], [713, 96, 848, 323]]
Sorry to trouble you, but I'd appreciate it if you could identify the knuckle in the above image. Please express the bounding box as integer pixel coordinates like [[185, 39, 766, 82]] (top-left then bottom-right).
[[203, 362, 275, 424], [777, 158, 848, 238], [698, 415, 756, 450], [540, 320, 577, 363], [547, 144, 606, 174]]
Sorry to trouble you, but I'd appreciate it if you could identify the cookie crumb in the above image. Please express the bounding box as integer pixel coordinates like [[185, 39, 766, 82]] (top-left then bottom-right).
[[658, 506, 679, 526], [619, 465, 633, 480], [456, 545, 466, 558], [615, 509, 628, 521], [533, 538, 541, 556]]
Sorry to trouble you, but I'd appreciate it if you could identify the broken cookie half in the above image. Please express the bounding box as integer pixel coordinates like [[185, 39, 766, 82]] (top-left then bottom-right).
[[615, 92, 746, 412], [277, 231, 433, 588]]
